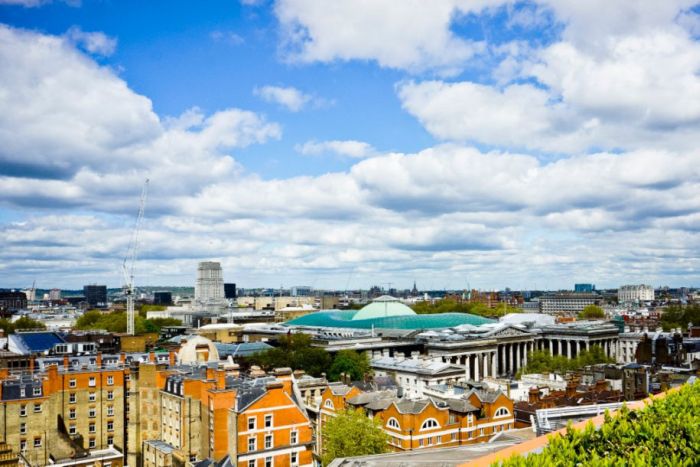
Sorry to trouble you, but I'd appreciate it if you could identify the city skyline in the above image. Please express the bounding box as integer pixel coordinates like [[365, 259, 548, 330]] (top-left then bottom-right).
[[2, 1, 700, 290]]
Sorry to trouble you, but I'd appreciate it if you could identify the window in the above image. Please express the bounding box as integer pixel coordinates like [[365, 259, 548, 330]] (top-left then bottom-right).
[[69, 408, 76, 419], [20, 423, 26, 435], [69, 393, 76, 404], [290, 430, 297, 445], [32, 387, 41, 396], [494, 407, 511, 418], [419, 439, 424, 447], [248, 417, 256, 430], [248, 460, 255, 467], [264, 414, 272, 428], [264, 457, 272, 467], [467, 414, 474, 426], [427, 437, 432, 446], [89, 438, 96, 448], [437, 435, 442, 444], [107, 376, 114, 385], [420, 418, 439, 430], [19, 405, 26, 416], [386, 418, 400, 430], [89, 423, 96, 433], [88, 377, 96, 387], [291, 452, 298, 466], [107, 391, 114, 400], [89, 407, 96, 418], [89, 392, 96, 402], [19, 440, 26, 452], [480, 428, 484, 436], [248, 437, 256, 452], [69, 379, 76, 388], [449, 414, 457, 424], [324, 399, 334, 409], [19, 387, 25, 397], [107, 406, 114, 416], [68, 425, 76, 435], [33, 403, 41, 413], [451, 432, 457, 441], [33, 438, 41, 448], [264, 434, 272, 449], [107, 436, 113, 446], [107, 421, 114, 432]]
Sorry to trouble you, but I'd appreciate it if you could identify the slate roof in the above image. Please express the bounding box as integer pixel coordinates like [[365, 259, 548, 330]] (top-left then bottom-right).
[[215, 342, 272, 358], [394, 399, 430, 414], [445, 399, 479, 413]]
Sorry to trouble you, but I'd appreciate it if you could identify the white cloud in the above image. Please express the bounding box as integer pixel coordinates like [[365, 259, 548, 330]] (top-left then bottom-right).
[[296, 140, 378, 158], [254, 85, 312, 111], [65, 26, 117, 56], [274, 0, 504, 74]]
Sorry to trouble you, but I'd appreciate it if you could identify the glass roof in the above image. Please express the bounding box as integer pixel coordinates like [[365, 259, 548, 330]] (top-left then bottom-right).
[[286, 310, 494, 330]]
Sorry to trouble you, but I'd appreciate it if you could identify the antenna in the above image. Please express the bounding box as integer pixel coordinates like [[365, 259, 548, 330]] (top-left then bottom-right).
[[122, 179, 149, 336]]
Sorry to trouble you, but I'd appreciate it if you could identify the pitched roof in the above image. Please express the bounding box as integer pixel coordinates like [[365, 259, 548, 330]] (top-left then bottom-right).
[[394, 399, 430, 414]]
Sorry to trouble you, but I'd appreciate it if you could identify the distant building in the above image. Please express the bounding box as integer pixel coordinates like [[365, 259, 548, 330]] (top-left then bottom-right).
[[194, 261, 225, 304], [153, 291, 172, 306], [0, 291, 26, 316], [618, 284, 654, 303], [574, 284, 595, 293], [291, 285, 313, 297], [224, 282, 237, 299], [539, 293, 602, 315], [48, 288, 61, 300], [83, 284, 107, 307]]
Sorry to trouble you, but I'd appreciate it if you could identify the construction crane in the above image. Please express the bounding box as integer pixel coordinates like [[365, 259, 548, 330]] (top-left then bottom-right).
[[123, 179, 149, 336]]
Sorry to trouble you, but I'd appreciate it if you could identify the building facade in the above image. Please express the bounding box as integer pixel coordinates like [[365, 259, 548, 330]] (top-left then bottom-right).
[[195, 262, 225, 305], [618, 285, 654, 303]]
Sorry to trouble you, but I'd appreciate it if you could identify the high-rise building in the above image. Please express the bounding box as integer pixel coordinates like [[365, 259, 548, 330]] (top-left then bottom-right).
[[574, 283, 595, 293], [83, 285, 108, 307], [153, 291, 172, 306], [195, 261, 225, 304], [49, 288, 61, 300], [224, 283, 237, 299]]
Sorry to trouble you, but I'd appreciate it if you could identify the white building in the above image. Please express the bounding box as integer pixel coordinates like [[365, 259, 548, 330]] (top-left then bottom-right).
[[371, 355, 466, 398], [539, 293, 602, 315], [194, 261, 225, 305], [618, 285, 654, 303]]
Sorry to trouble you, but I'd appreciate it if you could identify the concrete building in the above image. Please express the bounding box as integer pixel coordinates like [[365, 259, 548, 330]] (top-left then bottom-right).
[[618, 285, 654, 303], [49, 288, 62, 301], [0, 291, 27, 316], [539, 293, 603, 315], [195, 262, 225, 306], [371, 356, 466, 398]]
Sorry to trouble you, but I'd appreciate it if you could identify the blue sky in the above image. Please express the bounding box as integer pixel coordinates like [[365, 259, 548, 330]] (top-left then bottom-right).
[[2, 0, 700, 290]]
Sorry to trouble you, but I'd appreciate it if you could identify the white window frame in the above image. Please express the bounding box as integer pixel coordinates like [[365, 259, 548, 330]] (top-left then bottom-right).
[[386, 417, 400, 430], [264, 414, 273, 428], [88, 377, 96, 387], [69, 393, 76, 404], [248, 437, 256, 452], [69, 379, 77, 388], [248, 416, 256, 430], [19, 405, 26, 417], [324, 399, 334, 409], [33, 438, 42, 448], [107, 375, 114, 385], [264, 433, 272, 449], [290, 429, 298, 445], [494, 407, 511, 418], [420, 418, 439, 431]]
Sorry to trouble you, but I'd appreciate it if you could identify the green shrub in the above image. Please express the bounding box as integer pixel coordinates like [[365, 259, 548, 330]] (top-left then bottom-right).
[[497, 381, 700, 466]]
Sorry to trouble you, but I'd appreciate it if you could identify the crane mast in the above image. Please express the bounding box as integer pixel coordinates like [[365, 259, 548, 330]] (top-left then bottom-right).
[[123, 179, 149, 336]]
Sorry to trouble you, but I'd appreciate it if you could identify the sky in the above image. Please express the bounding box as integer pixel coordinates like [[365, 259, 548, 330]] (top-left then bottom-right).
[[1, 0, 700, 291]]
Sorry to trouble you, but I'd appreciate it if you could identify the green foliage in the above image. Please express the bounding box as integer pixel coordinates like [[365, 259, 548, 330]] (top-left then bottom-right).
[[322, 408, 389, 466], [660, 304, 700, 331], [0, 317, 46, 334], [248, 333, 332, 377], [328, 350, 371, 382], [498, 382, 700, 466], [579, 304, 606, 319], [521, 345, 614, 375], [412, 299, 521, 318], [74, 310, 180, 335]]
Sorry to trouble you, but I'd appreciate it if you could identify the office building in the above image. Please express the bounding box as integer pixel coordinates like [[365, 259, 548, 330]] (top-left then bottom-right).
[[224, 283, 237, 299], [539, 293, 602, 315], [0, 291, 27, 316], [83, 285, 108, 307], [153, 291, 172, 306], [49, 288, 62, 300], [574, 284, 595, 293], [618, 285, 654, 303], [195, 261, 225, 304]]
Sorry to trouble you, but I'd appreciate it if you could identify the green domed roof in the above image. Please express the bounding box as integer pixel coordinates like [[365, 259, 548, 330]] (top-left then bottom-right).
[[285, 309, 494, 330], [351, 295, 415, 320]]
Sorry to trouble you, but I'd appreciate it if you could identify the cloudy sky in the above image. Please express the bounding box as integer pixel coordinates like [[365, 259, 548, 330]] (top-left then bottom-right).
[[1, 1, 700, 290]]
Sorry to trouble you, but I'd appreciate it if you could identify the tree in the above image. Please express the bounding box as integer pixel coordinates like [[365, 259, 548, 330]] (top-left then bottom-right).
[[248, 333, 332, 377], [328, 350, 371, 382], [579, 304, 605, 319], [660, 304, 700, 331], [321, 408, 389, 466], [13, 316, 46, 331]]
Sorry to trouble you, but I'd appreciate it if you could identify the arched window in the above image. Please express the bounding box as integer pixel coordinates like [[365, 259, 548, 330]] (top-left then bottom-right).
[[324, 399, 334, 409], [494, 407, 511, 418], [420, 418, 440, 430], [386, 418, 400, 430]]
